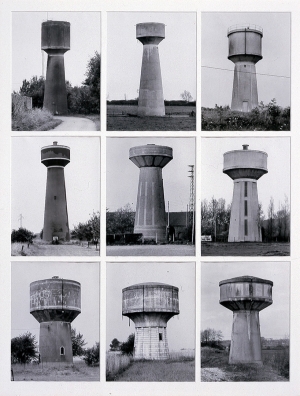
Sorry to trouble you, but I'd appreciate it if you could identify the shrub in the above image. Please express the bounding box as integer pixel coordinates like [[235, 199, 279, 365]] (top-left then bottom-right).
[[12, 107, 55, 131], [83, 343, 99, 366], [11, 228, 35, 243]]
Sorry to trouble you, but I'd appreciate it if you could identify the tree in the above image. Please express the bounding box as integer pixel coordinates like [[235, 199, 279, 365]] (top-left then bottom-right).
[[267, 196, 276, 241], [11, 332, 37, 364], [106, 204, 135, 235], [82, 51, 101, 113], [11, 227, 36, 243], [71, 328, 87, 356], [109, 338, 121, 351], [83, 342, 99, 366], [71, 211, 100, 241], [201, 328, 223, 347], [19, 76, 45, 108], [120, 334, 135, 356], [180, 90, 193, 102]]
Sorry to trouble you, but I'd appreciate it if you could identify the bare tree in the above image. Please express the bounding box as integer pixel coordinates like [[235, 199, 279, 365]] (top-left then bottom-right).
[[180, 90, 193, 102]]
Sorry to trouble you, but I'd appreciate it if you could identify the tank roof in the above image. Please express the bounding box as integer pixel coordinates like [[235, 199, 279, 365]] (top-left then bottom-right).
[[227, 24, 263, 36], [223, 149, 267, 156], [219, 275, 273, 286], [41, 142, 70, 150], [123, 282, 178, 291]]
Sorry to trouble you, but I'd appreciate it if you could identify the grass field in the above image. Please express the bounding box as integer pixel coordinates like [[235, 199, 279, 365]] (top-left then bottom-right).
[[107, 244, 195, 256], [201, 347, 289, 382], [201, 242, 290, 256], [107, 350, 195, 382], [107, 105, 196, 131], [11, 239, 99, 257], [11, 360, 99, 381]]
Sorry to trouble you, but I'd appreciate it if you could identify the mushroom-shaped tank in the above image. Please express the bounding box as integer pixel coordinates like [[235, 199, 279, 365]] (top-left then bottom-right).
[[30, 277, 81, 363], [136, 22, 165, 116], [224, 145, 268, 242], [130, 145, 173, 242], [219, 275, 273, 365], [122, 282, 179, 360], [41, 21, 70, 52], [41, 141, 70, 168]]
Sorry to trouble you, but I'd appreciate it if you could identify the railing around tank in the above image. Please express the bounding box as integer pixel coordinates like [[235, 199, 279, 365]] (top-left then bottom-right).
[[227, 24, 263, 35]]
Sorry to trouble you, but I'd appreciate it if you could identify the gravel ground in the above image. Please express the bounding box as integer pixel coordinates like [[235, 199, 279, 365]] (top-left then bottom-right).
[[106, 244, 195, 256], [12, 242, 99, 257]]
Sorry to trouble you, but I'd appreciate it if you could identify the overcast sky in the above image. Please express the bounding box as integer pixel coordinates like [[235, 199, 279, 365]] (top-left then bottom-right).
[[11, 137, 100, 233], [202, 12, 290, 108], [107, 137, 195, 213], [12, 11, 100, 92], [201, 137, 290, 217], [201, 261, 290, 340], [11, 262, 99, 348], [107, 12, 196, 101], [106, 262, 195, 351]]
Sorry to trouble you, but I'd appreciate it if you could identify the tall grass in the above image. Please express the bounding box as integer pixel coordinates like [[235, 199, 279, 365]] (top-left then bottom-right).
[[106, 352, 132, 381], [169, 349, 195, 361], [263, 349, 289, 379], [12, 108, 62, 131]]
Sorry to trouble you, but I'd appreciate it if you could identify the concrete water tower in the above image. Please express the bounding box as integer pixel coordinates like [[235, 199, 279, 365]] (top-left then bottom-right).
[[42, 21, 70, 115], [223, 144, 268, 242], [122, 282, 179, 360], [136, 23, 165, 116], [219, 275, 273, 364], [227, 24, 263, 112], [41, 141, 70, 241], [129, 144, 173, 242], [30, 276, 81, 363]]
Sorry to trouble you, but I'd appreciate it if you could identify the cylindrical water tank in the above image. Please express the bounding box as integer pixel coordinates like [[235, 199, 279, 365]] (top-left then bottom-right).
[[41, 141, 70, 168], [30, 277, 81, 323], [129, 145, 173, 168], [228, 25, 263, 62], [136, 23, 165, 44], [41, 21, 70, 51]]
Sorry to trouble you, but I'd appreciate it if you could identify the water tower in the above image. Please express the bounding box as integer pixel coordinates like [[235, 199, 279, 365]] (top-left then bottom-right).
[[227, 24, 263, 112], [223, 144, 268, 242], [42, 21, 70, 115], [136, 23, 165, 116], [41, 141, 70, 241], [219, 275, 273, 364], [129, 144, 173, 242], [122, 282, 179, 360], [30, 276, 81, 363]]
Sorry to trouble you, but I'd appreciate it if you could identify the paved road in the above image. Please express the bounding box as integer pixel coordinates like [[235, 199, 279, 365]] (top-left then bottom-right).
[[52, 116, 97, 131], [107, 244, 195, 256]]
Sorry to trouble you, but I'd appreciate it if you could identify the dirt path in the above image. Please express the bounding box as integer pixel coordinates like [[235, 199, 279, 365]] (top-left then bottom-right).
[[12, 242, 99, 256], [107, 244, 195, 256], [52, 116, 97, 131]]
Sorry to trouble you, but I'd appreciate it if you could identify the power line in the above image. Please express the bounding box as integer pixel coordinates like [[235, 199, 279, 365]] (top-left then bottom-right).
[[202, 65, 290, 79]]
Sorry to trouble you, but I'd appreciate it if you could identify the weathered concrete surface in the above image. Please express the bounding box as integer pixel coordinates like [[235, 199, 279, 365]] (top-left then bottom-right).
[[30, 277, 81, 363], [137, 23, 165, 116], [223, 145, 268, 242], [130, 145, 173, 242], [42, 142, 70, 241], [228, 25, 263, 112], [219, 275, 273, 365], [122, 283, 179, 360], [42, 21, 70, 115], [52, 116, 97, 131]]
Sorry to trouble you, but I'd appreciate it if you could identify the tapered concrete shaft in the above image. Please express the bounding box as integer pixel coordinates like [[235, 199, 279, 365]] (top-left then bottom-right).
[[42, 21, 70, 115], [220, 275, 273, 365], [129, 144, 173, 242], [30, 277, 81, 363], [137, 23, 165, 116], [228, 25, 263, 112], [223, 144, 268, 242], [41, 141, 70, 241], [122, 283, 179, 360]]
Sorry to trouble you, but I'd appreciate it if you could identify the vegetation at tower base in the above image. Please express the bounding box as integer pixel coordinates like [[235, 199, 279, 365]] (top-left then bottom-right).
[[201, 195, 290, 243], [201, 99, 290, 131], [11, 332, 38, 364], [83, 343, 100, 367], [11, 228, 36, 243], [106, 204, 135, 235], [71, 211, 100, 242], [120, 334, 135, 356], [71, 328, 87, 357]]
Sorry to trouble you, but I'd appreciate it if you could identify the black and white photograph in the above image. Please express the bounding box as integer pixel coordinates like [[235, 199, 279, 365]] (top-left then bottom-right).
[[201, 12, 290, 131], [201, 261, 290, 382], [11, 261, 100, 381], [106, 262, 195, 382], [11, 137, 100, 256], [201, 137, 290, 256], [12, 11, 100, 131], [107, 12, 196, 131], [106, 137, 195, 256]]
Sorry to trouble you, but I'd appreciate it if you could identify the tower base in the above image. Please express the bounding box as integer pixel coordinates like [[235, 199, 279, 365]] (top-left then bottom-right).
[[229, 310, 263, 365], [39, 322, 73, 363], [134, 327, 169, 360], [231, 61, 259, 112]]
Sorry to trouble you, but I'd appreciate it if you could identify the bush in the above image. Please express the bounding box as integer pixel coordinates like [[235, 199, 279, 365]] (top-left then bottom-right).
[[11, 332, 37, 364], [11, 228, 35, 243], [83, 343, 99, 366], [12, 107, 55, 131]]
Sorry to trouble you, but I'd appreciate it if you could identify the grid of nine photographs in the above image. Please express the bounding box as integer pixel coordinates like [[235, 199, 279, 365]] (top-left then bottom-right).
[[0, 1, 298, 396]]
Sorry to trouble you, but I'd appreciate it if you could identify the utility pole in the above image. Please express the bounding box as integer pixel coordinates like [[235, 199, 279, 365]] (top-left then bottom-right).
[[188, 165, 195, 244], [18, 214, 24, 228]]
